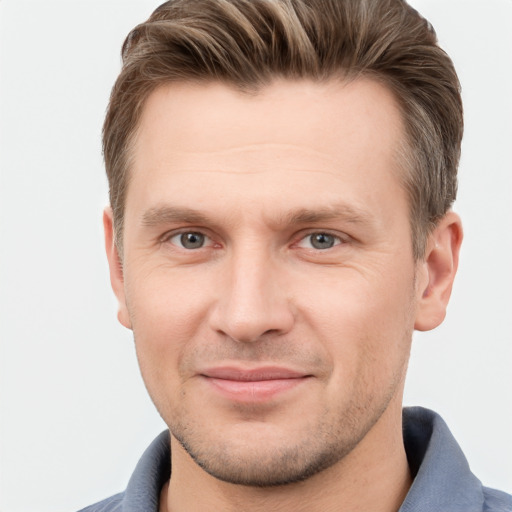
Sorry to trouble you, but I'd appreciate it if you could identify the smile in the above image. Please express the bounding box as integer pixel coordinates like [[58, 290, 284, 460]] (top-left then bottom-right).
[[199, 366, 312, 403]]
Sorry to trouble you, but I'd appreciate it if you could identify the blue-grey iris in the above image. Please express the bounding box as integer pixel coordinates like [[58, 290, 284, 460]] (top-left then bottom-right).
[[181, 232, 205, 249], [310, 233, 336, 249]]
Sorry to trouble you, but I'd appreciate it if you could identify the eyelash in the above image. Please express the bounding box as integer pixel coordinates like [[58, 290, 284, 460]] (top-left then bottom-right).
[[161, 230, 216, 250], [160, 229, 347, 251], [295, 231, 345, 250]]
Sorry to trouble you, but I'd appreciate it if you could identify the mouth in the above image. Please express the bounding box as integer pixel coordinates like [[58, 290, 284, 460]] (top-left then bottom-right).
[[199, 366, 312, 403]]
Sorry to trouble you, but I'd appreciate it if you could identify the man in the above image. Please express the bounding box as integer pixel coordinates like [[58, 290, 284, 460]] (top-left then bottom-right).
[[81, 0, 511, 510]]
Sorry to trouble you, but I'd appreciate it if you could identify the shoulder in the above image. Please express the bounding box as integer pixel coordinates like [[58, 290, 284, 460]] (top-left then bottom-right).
[[483, 486, 512, 512], [77, 492, 124, 512], [401, 407, 512, 512], [75, 431, 170, 512]]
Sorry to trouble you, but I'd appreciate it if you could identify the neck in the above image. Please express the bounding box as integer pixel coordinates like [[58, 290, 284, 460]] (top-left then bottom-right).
[[161, 402, 411, 512]]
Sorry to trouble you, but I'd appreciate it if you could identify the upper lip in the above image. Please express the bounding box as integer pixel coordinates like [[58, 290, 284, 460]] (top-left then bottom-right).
[[200, 366, 310, 381]]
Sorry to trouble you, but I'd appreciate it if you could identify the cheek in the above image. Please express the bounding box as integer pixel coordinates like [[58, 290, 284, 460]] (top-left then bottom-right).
[[295, 265, 415, 379], [125, 268, 214, 387], [127, 264, 213, 332]]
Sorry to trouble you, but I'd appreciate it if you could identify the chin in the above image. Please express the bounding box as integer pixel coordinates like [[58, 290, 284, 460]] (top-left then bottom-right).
[[176, 431, 351, 487], [169, 413, 367, 487]]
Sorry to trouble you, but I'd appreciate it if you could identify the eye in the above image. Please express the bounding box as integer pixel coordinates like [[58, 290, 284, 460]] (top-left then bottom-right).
[[297, 232, 342, 250], [168, 231, 211, 250]]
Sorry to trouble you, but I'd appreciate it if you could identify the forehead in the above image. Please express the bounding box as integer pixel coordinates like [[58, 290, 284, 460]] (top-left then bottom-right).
[[126, 78, 406, 225], [133, 77, 403, 160]]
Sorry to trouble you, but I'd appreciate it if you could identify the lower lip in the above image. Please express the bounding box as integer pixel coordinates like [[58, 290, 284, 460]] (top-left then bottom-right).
[[203, 376, 309, 402]]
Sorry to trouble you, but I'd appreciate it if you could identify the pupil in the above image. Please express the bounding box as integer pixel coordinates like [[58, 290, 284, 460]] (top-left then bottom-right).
[[311, 233, 334, 249], [181, 232, 204, 249]]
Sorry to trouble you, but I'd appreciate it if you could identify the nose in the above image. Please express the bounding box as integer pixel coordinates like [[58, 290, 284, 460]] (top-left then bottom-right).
[[208, 249, 295, 343]]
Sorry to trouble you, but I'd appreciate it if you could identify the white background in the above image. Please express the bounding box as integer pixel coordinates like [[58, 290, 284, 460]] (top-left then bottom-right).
[[0, 1, 511, 510]]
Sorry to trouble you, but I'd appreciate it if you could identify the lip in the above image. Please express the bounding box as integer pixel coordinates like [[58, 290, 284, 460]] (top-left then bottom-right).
[[199, 366, 312, 403]]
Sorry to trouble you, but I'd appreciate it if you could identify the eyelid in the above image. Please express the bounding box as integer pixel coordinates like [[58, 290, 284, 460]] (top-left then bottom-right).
[[158, 228, 349, 250], [160, 228, 216, 248], [294, 230, 348, 249]]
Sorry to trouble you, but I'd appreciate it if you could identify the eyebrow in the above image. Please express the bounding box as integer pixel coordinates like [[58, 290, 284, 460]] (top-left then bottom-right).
[[141, 202, 374, 231], [280, 204, 374, 227], [141, 206, 211, 227]]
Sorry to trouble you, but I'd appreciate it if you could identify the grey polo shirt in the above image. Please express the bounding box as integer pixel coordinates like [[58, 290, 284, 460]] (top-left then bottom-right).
[[78, 407, 512, 511]]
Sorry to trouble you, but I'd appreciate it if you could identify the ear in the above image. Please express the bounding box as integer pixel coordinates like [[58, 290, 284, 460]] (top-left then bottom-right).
[[414, 211, 463, 331], [103, 207, 132, 329]]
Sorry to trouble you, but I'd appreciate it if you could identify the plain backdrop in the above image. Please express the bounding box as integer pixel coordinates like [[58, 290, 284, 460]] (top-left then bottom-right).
[[0, 1, 511, 510]]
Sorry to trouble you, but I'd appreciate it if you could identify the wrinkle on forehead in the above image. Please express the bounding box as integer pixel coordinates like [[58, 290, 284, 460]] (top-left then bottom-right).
[[157, 142, 341, 160], [126, 78, 408, 238], [133, 78, 403, 163], [136, 142, 359, 179]]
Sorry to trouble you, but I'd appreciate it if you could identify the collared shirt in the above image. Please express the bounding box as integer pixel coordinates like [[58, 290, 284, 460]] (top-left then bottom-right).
[[78, 407, 512, 512]]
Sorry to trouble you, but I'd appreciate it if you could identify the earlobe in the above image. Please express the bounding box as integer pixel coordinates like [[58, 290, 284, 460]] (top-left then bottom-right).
[[414, 211, 463, 332], [103, 207, 132, 330]]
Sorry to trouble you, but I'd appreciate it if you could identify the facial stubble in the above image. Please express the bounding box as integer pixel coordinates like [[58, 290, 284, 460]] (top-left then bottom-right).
[[130, 272, 417, 488]]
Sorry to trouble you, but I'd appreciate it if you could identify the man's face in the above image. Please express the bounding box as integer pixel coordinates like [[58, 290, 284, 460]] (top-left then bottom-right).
[[111, 79, 426, 485]]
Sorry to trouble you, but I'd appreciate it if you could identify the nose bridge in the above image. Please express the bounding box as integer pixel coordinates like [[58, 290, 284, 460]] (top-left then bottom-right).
[[211, 241, 293, 343]]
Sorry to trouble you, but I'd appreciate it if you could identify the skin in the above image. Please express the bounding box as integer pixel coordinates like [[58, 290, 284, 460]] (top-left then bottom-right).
[[105, 79, 462, 512]]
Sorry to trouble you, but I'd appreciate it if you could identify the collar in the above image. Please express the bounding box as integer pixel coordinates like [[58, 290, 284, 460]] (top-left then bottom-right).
[[119, 407, 509, 512], [400, 407, 484, 511]]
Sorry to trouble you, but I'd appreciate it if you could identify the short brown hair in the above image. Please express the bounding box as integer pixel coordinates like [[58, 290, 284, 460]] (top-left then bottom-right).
[[103, 0, 463, 259]]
